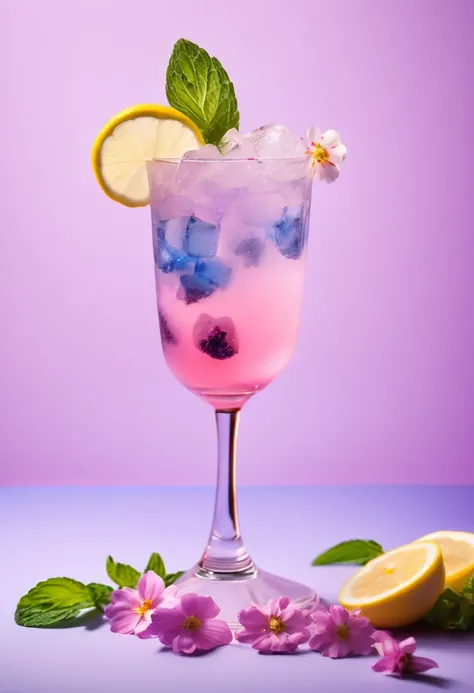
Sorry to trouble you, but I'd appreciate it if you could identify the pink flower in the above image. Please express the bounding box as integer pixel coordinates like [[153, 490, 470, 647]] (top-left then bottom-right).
[[235, 597, 312, 653], [308, 605, 374, 658], [104, 571, 178, 636], [372, 631, 439, 677], [148, 593, 233, 655], [304, 126, 347, 182]]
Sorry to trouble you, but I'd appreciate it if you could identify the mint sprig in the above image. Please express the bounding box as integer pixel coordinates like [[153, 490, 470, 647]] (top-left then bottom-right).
[[424, 587, 474, 630], [15, 552, 184, 628], [166, 38, 239, 146], [312, 539, 384, 566]]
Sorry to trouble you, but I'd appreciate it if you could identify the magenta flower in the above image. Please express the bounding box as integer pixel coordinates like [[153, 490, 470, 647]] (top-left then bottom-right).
[[104, 571, 178, 636], [372, 631, 439, 677], [308, 605, 374, 658], [235, 597, 312, 653], [148, 593, 232, 655]]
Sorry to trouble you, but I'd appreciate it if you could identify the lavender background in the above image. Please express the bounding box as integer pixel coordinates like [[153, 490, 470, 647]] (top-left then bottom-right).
[[1, 0, 473, 485]]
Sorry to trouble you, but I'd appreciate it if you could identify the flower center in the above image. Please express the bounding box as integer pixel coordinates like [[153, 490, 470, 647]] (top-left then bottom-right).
[[134, 599, 153, 616], [269, 616, 286, 634], [306, 141, 330, 166], [398, 653, 412, 673], [336, 625, 350, 641], [183, 616, 201, 631]]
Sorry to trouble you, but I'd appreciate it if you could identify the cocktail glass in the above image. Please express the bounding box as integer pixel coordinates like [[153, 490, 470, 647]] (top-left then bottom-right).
[[147, 155, 316, 626]]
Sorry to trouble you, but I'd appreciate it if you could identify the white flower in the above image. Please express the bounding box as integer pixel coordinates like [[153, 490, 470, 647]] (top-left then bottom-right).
[[304, 127, 347, 183]]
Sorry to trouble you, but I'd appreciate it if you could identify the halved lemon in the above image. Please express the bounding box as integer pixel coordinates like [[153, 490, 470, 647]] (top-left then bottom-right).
[[339, 541, 444, 628], [91, 104, 204, 207], [415, 531, 474, 592]]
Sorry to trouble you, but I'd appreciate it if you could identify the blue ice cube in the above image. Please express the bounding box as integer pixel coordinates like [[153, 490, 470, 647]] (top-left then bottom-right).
[[153, 220, 195, 273], [178, 274, 215, 305], [234, 237, 265, 267], [268, 205, 306, 260], [183, 215, 219, 258], [194, 259, 232, 289]]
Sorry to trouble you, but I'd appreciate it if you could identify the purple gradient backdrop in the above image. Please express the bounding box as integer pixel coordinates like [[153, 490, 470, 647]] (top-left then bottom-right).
[[1, 0, 473, 485]]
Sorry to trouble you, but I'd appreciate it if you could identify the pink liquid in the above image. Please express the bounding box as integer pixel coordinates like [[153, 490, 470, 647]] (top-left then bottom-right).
[[157, 244, 306, 408]]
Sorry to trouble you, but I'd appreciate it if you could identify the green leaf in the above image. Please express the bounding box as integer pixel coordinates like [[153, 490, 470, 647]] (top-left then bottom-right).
[[312, 540, 384, 566], [166, 38, 239, 145], [106, 556, 141, 588], [463, 575, 474, 603], [164, 571, 184, 587], [87, 583, 113, 611], [424, 588, 474, 631], [15, 577, 93, 627], [144, 553, 166, 578]]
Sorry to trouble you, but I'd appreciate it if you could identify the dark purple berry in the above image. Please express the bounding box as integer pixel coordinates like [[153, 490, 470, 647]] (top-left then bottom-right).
[[159, 311, 177, 345]]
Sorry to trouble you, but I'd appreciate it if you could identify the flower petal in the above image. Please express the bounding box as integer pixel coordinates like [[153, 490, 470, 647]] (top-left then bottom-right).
[[151, 606, 184, 635], [410, 656, 438, 674], [320, 129, 341, 148], [310, 609, 331, 630], [306, 126, 322, 146], [328, 143, 347, 165], [137, 571, 165, 605], [194, 619, 233, 650], [109, 611, 141, 635], [252, 632, 280, 652], [372, 656, 396, 673], [108, 588, 140, 609], [399, 637, 417, 655], [235, 628, 261, 644], [308, 632, 333, 652], [323, 641, 350, 658], [180, 594, 220, 620], [173, 632, 198, 655], [329, 605, 350, 627], [238, 605, 269, 631]]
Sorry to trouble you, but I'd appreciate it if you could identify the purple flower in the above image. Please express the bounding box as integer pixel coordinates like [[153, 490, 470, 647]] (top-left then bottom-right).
[[308, 605, 374, 658], [372, 631, 439, 677], [104, 571, 178, 637], [148, 594, 233, 655], [235, 597, 312, 653]]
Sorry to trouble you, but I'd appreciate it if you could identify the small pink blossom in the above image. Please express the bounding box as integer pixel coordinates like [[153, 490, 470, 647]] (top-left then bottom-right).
[[148, 593, 232, 655], [235, 597, 312, 653], [372, 631, 439, 677], [104, 571, 178, 637], [308, 605, 374, 658], [304, 126, 347, 183]]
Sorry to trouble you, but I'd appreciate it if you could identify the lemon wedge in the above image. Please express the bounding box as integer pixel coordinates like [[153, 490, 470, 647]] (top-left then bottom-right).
[[415, 531, 474, 592], [91, 104, 204, 207], [339, 541, 444, 628]]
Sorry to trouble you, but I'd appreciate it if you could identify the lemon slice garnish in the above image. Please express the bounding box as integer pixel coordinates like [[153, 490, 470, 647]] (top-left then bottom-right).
[[91, 104, 204, 207]]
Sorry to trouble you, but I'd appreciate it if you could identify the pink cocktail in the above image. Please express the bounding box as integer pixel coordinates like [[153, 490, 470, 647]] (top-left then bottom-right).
[[147, 155, 316, 624]]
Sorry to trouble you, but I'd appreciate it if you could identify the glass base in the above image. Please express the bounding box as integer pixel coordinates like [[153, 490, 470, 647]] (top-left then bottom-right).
[[173, 563, 318, 629]]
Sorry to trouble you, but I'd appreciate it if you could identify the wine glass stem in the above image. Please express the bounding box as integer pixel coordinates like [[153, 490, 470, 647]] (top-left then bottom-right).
[[198, 409, 254, 576]]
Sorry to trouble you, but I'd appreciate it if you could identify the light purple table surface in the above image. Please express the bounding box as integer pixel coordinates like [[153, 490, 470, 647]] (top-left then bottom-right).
[[1, 486, 473, 692]]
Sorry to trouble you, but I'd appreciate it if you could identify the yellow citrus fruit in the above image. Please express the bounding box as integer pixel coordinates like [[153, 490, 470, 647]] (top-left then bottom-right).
[[339, 541, 445, 628], [91, 104, 204, 207], [415, 531, 474, 592]]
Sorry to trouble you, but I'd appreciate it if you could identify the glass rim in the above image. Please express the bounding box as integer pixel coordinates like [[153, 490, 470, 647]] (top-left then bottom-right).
[[147, 154, 313, 165]]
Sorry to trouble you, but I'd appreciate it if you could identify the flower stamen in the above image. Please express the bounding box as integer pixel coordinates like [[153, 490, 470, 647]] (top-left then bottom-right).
[[269, 615, 286, 634], [336, 624, 350, 641], [133, 598, 153, 616], [183, 615, 201, 631]]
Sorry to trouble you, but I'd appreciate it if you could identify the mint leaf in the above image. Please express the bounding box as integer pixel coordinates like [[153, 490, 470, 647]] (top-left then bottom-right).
[[144, 553, 166, 578], [424, 588, 474, 630], [164, 571, 184, 587], [87, 583, 113, 611], [106, 556, 140, 588], [166, 38, 239, 145], [15, 577, 93, 627], [312, 540, 384, 566], [463, 576, 474, 603]]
